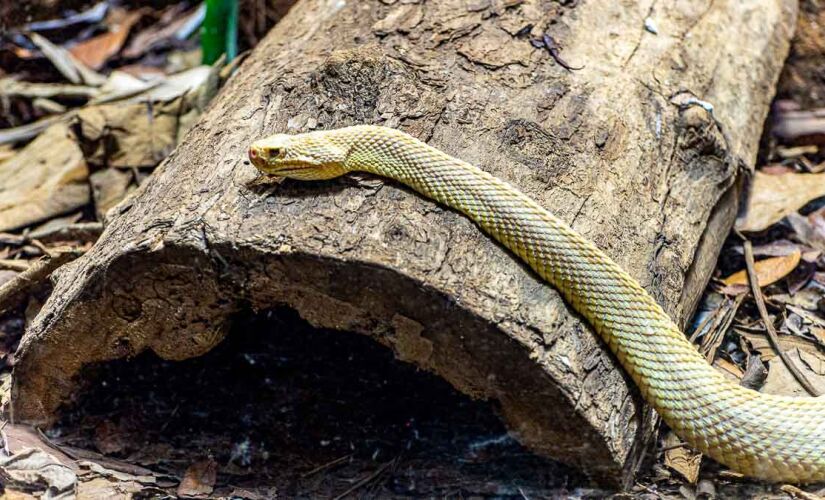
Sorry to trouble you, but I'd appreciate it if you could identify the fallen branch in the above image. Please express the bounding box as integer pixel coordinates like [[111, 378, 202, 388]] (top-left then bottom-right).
[[743, 240, 820, 396], [0, 250, 82, 315]]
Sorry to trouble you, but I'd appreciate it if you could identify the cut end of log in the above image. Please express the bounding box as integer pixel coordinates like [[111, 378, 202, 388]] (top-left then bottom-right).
[[11, 237, 651, 485]]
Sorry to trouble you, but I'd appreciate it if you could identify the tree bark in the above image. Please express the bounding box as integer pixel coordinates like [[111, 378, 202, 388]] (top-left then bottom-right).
[[12, 0, 795, 487]]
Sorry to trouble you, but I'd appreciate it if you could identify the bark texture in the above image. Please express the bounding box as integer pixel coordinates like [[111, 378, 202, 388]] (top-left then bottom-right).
[[13, 0, 795, 486]]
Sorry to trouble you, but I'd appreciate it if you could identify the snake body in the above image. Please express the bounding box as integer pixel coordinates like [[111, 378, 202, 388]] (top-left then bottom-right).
[[249, 125, 825, 482]]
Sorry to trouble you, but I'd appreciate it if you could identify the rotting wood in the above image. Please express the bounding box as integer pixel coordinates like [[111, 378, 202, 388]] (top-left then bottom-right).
[[12, 0, 796, 487]]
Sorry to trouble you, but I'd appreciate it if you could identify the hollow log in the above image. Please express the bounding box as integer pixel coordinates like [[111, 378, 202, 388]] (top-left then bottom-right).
[[12, 0, 795, 486]]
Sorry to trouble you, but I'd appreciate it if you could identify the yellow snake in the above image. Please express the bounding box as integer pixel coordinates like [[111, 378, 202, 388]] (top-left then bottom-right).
[[248, 125, 825, 483]]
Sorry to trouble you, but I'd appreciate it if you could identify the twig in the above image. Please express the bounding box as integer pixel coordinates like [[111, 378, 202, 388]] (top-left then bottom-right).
[[31, 222, 103, 244], [0, 223, 103, 246], [0, 260, 31, 272], [332, 457, 397, 500], [35, 427, 81, 461], [659, 442, 688, 453], [688, 303, 722, 344], [780, 484, 824, 500], [301, 454, 352, 478], [704, 294, 745, 362], [743, 240, 820, 396], [0, 250, 81, 315]]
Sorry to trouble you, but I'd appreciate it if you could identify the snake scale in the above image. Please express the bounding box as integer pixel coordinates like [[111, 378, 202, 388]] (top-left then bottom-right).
[[248, 125, 825, 482]]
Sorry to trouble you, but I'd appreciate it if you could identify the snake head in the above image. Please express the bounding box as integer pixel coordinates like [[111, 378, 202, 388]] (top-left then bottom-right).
[[248, 132, 348, 180]]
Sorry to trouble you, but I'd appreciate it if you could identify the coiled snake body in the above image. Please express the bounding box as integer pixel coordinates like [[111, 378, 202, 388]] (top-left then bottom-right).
[[249, 125, 825, 482]]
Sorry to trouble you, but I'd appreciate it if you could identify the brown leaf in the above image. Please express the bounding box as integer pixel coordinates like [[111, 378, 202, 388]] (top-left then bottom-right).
[[94, 419, 128, 455], [798, 348, 825, 376], [780, 484, 824, 500], [27, 33, 105, 86], [77, 476, 142, 500], [740, 355, 768, 391], [69, 10, 144, 70], [0, 448, 77, 497], [0, 123, 90, 232], [735, 171, 825, 232], [663, 432, 701, 483], [748, 239, 804, 257], [713, 357, 743, 379], [2, 424, 77, 470], [75, 100, 185, 168], [122, 4, 202, 59], [740, 330, 822, 360], [721, 250, 801, 291], [90, 168, 133, 220], [761, 349, 825, 396], [788, 212, 825, 252], [177, 458, 217, 498], [811, 327, 825, 344], [1, 488, 39, 499], [788, 260, 817, 294]]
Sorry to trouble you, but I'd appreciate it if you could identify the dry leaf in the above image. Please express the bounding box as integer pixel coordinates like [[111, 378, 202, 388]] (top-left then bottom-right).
[[0, 448, 77, 498], [713, 358, 744, 379], [721, 250, 801, 292], [69, 10, 144, 70], [740, 331, 823, 361], [177, 458, 217, 498], [94, 420, 129, 455], [773, 106, 825, 144], [0, 123, 90, 232], [736, 171, 825, 232], [780, 484, 824, 500], [0, 78, 98, 100], [27, 33, 105, 86], [771, 287, 824, 311], [75, 100, 185, 168], [2, 424, 77, 470], [663, 431, 701, 483], [740, 355, 768, 391], [0, 114, 69, 146], [798, 348, 825, 376], [123, 4, 204, 59], [24, 2, 108, 32], [748, 239, 804, 257], [79, 460, 157, 485], [1, 488, 39, 499], [77, 476, 141, 500], [90, 168, 133, 219], [761, 349, 825, 396]]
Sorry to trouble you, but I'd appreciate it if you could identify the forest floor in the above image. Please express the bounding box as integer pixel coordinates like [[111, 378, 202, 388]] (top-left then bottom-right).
[[2, 1, 825, 498]]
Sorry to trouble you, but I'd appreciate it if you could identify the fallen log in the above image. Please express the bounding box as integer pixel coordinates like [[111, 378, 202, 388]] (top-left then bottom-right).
[[12, 0, 796, 486]]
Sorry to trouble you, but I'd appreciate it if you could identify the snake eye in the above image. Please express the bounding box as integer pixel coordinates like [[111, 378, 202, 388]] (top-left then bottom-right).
[[266, 147, 282, 158]]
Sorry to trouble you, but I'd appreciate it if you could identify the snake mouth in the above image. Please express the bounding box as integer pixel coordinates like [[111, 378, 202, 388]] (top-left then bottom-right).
[[258, 161, 314, 178]]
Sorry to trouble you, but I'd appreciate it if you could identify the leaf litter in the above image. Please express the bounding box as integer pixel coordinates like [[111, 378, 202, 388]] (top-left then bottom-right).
[[1, 1, 825, 499]]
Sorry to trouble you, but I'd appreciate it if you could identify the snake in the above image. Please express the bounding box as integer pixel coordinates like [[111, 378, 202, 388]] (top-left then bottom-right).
[[248, 125, 825, 483]]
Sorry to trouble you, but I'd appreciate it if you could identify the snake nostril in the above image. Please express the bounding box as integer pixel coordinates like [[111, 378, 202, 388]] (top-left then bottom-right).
[[249, 147, 258, 159]]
